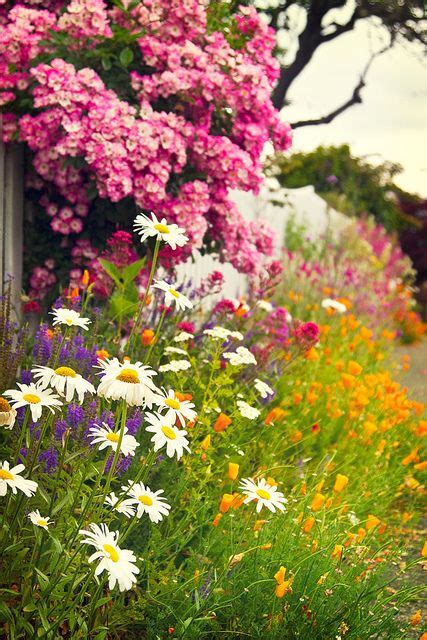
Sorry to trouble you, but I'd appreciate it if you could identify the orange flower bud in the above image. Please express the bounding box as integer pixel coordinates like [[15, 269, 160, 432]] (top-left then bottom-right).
[[219, 494, 234, 514], [214, 413, 232, 433], [141, 329, 156, 347], [212, 513, 222, 527], [333, 474, 349, 494], [302, 516, 315, 533], [421, 541, 427, 557], [96, 349, 109, 361], [274, 566, 286, 585], [410, 610, 422, 627], [311, 493, 326, 512], [348, 360, 362, 376], [253, 519, 267, 532], [365, 514, 381, 530], [264, 407, 286, 426], [228, 462, 239, 480], [81, 269, 90, 286]]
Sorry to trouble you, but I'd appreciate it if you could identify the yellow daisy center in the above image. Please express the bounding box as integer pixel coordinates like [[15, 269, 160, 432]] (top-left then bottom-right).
[[168, 288, 180, 299], [55, 366, 77, 378], [23, 393, 41, 404], [154, 223, 170, 234], [0, 469, 14, 480], [106, 433, 120, 443], [65, 317, 74, 325], [161, 426, 176, 440], [0, 397, 12, 412], [37, 518, 48, 527], [116, 368, 140, 383], [256, 489, 271, 500], [138, 495, 153, 506], [165, 398, 180, 410], [103, 543, 119, 563]]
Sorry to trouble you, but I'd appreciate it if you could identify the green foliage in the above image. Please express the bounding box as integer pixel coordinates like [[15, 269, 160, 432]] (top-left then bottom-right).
[[266, 145, 406, 231]]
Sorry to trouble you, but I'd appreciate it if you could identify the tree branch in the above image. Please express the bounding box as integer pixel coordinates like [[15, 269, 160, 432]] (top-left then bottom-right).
[[289, 44, 391, 129]]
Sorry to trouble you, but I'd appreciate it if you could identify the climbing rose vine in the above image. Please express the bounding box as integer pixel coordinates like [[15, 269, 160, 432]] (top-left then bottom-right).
[[0, 0, 291, 298]]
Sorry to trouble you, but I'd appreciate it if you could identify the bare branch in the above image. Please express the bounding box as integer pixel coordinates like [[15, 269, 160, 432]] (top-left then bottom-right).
[[289, 44, 391, 129]]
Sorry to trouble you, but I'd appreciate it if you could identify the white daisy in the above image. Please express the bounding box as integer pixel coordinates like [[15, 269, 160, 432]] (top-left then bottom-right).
[[203, 326, 243, 341], [145, 412, 190, 460], [239, 477, 287, 514], [88, 422, 139, 457], [164, 346, 188, 356], [0, 461, 38, 497], [156, 389, 196, 427], [79, 523, 139, 592], [159, 360, 191, 373], [321, 298, 347, 314], [32, 365, 95, 403], [122, 481, 171, 523], [50, 308, 91, 330], [152, 280, 193, 312], [96, 358, 159, 407], [223, 346, 257, 367], [256, 300, 273, 312], [237, 400, 260, 420], [134, 212, 188, 250], [104, 492, 135, 519], [254, 379, 274, 399], [4, 383, 62, 423], [28, 510, 52, 530], [174, 331, 194, 343], [0, 397, 17, 430]]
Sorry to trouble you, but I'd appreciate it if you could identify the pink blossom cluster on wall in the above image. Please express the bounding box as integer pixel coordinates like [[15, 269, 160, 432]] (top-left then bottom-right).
[[0, 0, 291, 299]]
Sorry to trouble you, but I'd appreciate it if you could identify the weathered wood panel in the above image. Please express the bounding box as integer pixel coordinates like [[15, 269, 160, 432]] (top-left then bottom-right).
[[0, 139, 24, 298]]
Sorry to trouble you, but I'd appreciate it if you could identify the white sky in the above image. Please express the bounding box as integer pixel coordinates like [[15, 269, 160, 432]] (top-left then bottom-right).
[[280, 18, 427, 197]]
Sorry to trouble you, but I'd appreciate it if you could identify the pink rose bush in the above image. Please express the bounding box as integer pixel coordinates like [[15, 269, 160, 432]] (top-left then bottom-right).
[[0, 0, 291, 300]]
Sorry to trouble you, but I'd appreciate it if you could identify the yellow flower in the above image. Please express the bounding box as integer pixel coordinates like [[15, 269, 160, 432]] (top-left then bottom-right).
[[200, 435, 211, 451], [333, 474, 349, 494], [331, 544, 343, 560]]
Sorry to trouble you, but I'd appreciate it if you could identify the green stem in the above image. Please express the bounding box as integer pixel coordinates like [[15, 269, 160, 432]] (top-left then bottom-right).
[[144, 307, 166, 364], [128, 237, 161, 354]]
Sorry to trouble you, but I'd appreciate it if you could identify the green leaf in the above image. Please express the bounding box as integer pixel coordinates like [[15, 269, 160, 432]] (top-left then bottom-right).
[[51, 492, 71, 516], [122, 258, 146, 284], [95, 596, 111, 608], [119, 47, 134, 67], [101, 57, 112, 71], [35, 567, 50, 590], [98, 259, 123, 288]]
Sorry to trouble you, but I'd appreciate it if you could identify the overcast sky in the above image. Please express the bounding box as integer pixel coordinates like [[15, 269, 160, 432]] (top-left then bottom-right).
[[280, 18, 427, 197]]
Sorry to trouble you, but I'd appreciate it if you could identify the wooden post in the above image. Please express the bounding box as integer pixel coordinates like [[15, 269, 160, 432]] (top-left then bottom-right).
[[0, 141, 24, 298]]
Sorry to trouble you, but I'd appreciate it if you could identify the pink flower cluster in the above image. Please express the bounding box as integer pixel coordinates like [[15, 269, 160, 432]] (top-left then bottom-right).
[[1, 0, 292, 287]]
